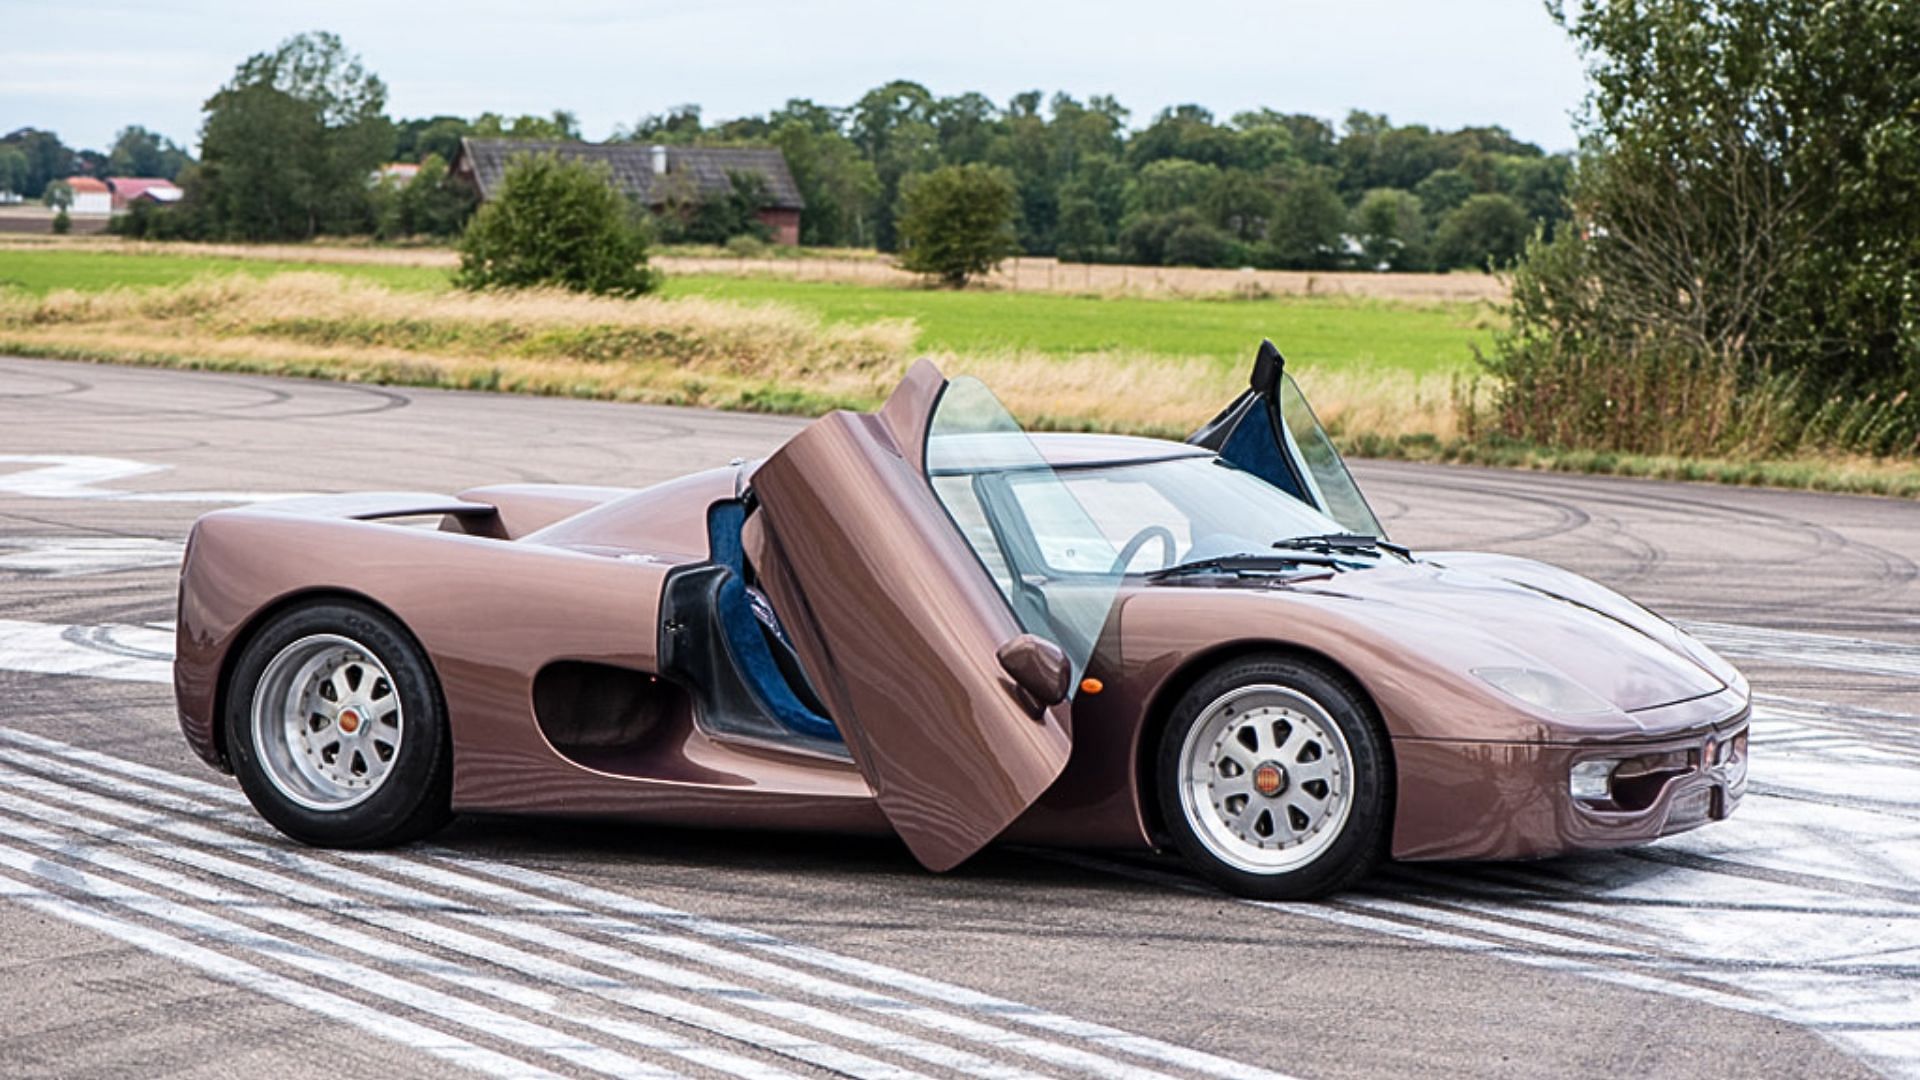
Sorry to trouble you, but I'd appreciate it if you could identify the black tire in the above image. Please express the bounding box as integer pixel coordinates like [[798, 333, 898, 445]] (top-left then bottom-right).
[[1155, 654, 1390, 900], [225, 598, 453, 848]]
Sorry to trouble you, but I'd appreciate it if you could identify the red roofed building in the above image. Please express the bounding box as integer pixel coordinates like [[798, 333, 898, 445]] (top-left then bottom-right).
[[108, 177, 184, 208], [65, 176, 112, 215]]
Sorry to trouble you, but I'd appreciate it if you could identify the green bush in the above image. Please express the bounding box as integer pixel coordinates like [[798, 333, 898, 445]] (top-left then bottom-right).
[[455, 153, 660, 297], [1489, 0, 1920, 460], [51, 208, 70, 235], [1432, 194, 1528, 270], [896, 164, 1019, 287]]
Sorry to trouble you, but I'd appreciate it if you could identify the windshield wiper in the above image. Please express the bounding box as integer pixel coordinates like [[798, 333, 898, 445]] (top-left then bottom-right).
[[1271, 533, 1411, 559], [1146, 553, 1342, 581]]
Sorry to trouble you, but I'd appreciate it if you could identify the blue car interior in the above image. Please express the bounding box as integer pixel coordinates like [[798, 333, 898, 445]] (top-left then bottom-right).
[[705, 500, 842, 743], [1217, 397, 1309, 504]]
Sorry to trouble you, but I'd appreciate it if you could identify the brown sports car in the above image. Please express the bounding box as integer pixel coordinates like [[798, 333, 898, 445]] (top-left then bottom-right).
[[174, 342, 1751, 899]]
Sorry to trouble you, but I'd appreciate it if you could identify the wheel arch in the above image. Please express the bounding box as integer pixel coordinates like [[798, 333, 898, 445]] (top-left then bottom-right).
[[210, 587, 442, 769], [1132, 639, 1396, 846]]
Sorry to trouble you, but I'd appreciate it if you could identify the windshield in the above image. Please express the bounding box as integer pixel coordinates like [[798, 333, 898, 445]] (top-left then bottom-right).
[[926, 377, 1122, 682], [1001, 456, 1347, 575], [1278, 372, 1383, 537]]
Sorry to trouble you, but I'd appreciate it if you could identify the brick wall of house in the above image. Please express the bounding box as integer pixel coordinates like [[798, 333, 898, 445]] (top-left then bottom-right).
[[756, 208, 801, 246]]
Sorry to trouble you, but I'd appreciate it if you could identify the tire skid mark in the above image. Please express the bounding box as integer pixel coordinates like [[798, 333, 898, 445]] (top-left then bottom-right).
[[1371, 463, 1917, 619], [0, 728, 1292, 1080]]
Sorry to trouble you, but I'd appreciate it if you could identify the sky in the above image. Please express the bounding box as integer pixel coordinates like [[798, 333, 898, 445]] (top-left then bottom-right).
[[0, 1, 1591, 156]]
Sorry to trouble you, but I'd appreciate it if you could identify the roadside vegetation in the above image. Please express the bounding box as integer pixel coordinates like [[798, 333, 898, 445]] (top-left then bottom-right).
[[0, 245, 1495, 372], [1485, 0, 1920, 465], [3, 267, 1917, 497]]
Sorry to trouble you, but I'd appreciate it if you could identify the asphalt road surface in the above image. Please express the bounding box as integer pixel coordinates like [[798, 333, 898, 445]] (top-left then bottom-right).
[[2, 355, 1916, 1080]]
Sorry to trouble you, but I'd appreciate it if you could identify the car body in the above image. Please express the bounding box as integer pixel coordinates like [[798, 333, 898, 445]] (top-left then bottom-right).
[[175, 343, 1751, 897]]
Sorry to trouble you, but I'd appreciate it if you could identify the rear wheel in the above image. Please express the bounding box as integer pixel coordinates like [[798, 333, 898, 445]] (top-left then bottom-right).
[[225, 599, 452, 848], [1156, 655, 1389, 899]]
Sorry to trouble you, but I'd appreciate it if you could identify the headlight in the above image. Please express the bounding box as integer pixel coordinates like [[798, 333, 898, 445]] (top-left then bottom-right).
[[1471, 666, 1615, 717]]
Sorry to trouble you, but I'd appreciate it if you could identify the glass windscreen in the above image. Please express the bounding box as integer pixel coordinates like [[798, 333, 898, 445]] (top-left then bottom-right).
[[925, 377, 1122, 683], [1004, 456, 1346, 573], [1277, 372, 1384, 537]]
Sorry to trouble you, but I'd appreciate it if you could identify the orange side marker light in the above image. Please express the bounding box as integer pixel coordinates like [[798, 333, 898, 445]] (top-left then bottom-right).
[[1079, 678, 1104, 695]]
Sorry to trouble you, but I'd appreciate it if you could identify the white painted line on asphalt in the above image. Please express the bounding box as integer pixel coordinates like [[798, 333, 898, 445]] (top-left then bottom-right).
[[0, 718, 1290, 1080], [0, 777, 819, 1080], [0, 733, 1272, 1080], [1683, 619, 1920, 680], [0, 454, 307, 503], [0, 764, 934, 1080], [0, 750, 1125, 1080], [0, 619, 172, 682], [451, 859, 1301, 1080], [0, 537, 184, 577], [0, 838, 682, 1080], [0, 872, 565, 1080]]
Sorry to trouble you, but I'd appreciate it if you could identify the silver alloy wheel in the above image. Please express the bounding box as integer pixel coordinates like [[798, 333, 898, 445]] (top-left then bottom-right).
[[1177, 683, 1354, 874], [251, 633, 404, 812]]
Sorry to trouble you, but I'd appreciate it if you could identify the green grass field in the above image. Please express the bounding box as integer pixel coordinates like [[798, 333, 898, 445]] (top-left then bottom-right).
[[658, 276, 1494, 375], [0, 248, 448, 294], [0, 247, 1496, 375]]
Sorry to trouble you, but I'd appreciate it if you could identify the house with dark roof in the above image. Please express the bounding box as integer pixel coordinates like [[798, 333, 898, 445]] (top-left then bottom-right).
[[451, 139, 805, 245]]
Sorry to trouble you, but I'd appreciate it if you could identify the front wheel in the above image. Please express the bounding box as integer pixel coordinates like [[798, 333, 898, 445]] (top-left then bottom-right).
[[225, 598, 453, 848], [1156, 655, 1390, 899]]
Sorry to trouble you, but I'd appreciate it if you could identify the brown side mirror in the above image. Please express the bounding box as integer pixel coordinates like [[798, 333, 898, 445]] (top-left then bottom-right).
[[996, 634, 1071, 710]]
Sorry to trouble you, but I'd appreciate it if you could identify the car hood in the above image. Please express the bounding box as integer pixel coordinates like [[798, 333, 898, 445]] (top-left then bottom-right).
[[1162, 553, 1727, 713]]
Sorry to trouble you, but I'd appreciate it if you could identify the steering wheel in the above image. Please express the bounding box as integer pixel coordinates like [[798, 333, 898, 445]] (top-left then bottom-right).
[[1109, 525, 1177, 575]]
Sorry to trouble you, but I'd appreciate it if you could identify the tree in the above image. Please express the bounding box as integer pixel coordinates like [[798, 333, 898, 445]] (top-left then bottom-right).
[[1487, 0, 1920, 457], [41, 180, 71, 210], [1164, 220, 1235, 268], [372, 153, 475, 238], [1351, 188, 1428, 270], [396, 115, 472, 163], [0, 128, 73, 197], [1433, 193, 1529, 269], [851, 80, 940, 250], [1262, 172, 1347, 269], [771, 113, 879, 246], [456, 152, 659, 296], [895, 163, 1019, 286], [107, 125, 192, 179], [0, 146, 28, 196], [1412, 169, 1474, 218], [196, 32, 394, 239], [1128, 159, 1218, 215]]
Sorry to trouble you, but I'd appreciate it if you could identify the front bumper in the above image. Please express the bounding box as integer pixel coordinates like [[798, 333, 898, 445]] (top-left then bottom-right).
[[1389, 709, 1749, 862]]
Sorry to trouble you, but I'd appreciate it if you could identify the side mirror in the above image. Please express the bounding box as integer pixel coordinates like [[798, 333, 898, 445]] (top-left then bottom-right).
[[996, 634, 1071, 710]]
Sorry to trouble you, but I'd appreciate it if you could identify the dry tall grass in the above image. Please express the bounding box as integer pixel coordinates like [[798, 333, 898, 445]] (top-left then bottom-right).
[[4, 269, 1913, 496], [0, 271, 1452, 438]]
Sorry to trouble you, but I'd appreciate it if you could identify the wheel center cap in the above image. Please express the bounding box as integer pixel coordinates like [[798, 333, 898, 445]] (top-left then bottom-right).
[[1252, 761, 1287, 797], [338, 708, 362, 734]]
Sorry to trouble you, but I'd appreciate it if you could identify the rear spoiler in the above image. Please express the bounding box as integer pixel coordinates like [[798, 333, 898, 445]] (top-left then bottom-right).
[[250, 492, 497, 521]]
